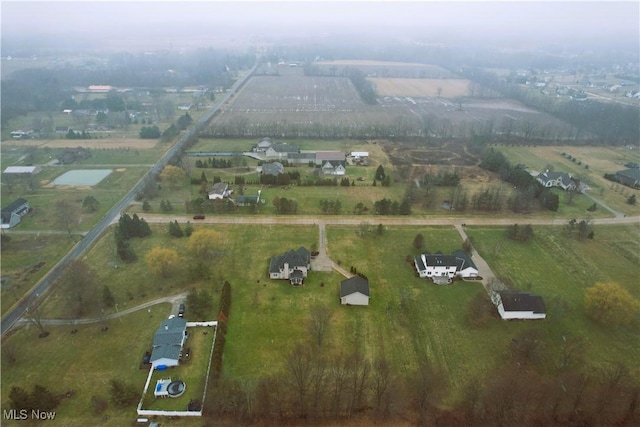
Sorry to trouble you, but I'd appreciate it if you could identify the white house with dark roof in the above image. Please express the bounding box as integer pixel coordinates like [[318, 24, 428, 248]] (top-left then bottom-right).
[[321, 161, 346, 176], [340, 276, 370, 305], [269, 247, 311, 285], [150, 317, 187, 368], [1, 198, 30, 229], [492, 291, 547, 320], [414, 250, 479, 284], [536, 171, 576, 191]]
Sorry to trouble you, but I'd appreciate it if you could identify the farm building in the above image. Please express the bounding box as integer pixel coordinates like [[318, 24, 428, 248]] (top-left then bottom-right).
[[615, 168, 640, 188], [269, 247, 310, 285], [536, 171, 576, 191], [1, 198, 30, 229], [208, 182, 233, 200], [414, 250, 479, 284], [265, 142, 299, 159], [315, 151, 346, 166], [492, 291, 547, 320], [340, 276, 370, 306], [235, 190, 262, 207], [3, 166, 41, 175], [150, 317, 188, 369]]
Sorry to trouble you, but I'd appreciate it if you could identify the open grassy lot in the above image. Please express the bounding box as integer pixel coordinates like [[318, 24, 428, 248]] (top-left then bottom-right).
[[497, 145, 640, 216], [0, 304, 170, 427], [465, 224, 640, 373], [0, 235, 77, 316], [3, 220, 639, 424]]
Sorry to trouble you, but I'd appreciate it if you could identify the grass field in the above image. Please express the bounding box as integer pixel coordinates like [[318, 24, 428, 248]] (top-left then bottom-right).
[[496, 145, 640, 216], [2, 221, 639, 424], [371, 78, 472, 98]]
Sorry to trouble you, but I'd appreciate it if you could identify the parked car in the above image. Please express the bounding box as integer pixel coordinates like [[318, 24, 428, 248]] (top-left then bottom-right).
[[178, 303, 186, 317], [193, 214, 205, 220]]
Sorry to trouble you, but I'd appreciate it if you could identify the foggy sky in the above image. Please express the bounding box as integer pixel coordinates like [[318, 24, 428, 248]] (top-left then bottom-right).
[[2, 1, 639, 48]]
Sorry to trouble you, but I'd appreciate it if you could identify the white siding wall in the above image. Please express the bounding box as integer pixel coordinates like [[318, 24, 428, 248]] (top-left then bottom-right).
[[341, 292, 369, 306]]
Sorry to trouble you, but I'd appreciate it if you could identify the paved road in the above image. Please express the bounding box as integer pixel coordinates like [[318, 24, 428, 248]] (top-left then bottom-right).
[[1, 63, 258, 336]]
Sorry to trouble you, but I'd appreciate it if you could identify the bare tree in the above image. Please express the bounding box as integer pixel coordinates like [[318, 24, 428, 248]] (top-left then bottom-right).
[[285, 344, 314, 418], [60, 259, 97, 318], [54, 199, 79, 237], [25, 303, 49, 338], [308, 304, 332, 347]]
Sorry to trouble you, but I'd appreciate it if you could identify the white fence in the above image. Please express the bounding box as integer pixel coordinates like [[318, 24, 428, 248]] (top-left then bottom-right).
[[136, 321, 218, 417]]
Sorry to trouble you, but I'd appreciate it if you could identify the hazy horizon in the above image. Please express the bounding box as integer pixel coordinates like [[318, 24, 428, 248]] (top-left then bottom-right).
[[2, 1, 639, 52]]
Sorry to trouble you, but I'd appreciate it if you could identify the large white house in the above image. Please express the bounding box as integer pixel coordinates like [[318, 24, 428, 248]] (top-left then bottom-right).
[[492, 291, 547, 320], [414, 250, 479, 284], [150, 317, 187, 369], [340, 276, 370, 306], [269, 247, 310, 285]]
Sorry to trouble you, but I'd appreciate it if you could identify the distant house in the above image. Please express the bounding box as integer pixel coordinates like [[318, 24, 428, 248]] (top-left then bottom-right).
[[88, 85, 113, 93], [492, 291, 547, 320], [269, 247, 310, 285], [260, 162, 284, 176], [254, 137, 273, 153], [536, 171, 576, 191], [235, 190, 262, 207], [150, 317, 188, 369], [208, 182, 233, 200], [3, 166, 41, 175], [10, 130, 27, 139], [414, 250, 479, 284], [1, 198, 30, 229], [265, 142, 299, 158], [350, 151, 369, 158], [340, 276, 370, 306], [615, 168, 640, 188], [321, 161, 346, 176]]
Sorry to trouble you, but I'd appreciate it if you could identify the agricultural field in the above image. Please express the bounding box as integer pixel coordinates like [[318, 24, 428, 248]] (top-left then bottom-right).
[[313, 60, 456, 78], [208, 65, 573, 140], [371, 78, 473, 98]]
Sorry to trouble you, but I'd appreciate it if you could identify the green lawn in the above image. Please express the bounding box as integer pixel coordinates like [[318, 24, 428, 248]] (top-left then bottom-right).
[[2, 222, 639, 423]]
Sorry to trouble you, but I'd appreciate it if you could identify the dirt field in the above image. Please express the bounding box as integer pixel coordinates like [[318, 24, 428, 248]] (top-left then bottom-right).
[[371, 78, 472, 98], [380, 139, 480, 167], [2, 138, 157, 150], [313, 60, 455, 79]]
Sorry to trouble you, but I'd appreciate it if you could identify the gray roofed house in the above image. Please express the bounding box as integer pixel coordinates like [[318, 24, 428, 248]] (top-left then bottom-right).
[[1, 198, 30, 229], [315, 151, 346, 166], [615, 168, 640, 188], [150, 317, 187, 368], [261, 162, 284, 176], [536, 171, 576, 191], [340, 276, 370, 306], [269, 247, 310, 285], [494, 291, 546, 320]]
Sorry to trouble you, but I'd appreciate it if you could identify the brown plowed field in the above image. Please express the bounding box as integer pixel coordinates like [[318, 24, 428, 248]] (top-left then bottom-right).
[[2, 138, 157, 150], [371, 78, 472, 98]]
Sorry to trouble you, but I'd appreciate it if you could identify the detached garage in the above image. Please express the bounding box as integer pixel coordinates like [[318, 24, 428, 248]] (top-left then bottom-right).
[[340, 276, 370, 306]]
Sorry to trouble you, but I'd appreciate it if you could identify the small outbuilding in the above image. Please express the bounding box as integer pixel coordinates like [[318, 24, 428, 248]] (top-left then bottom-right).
[[340, 276, 370, 306], [493, 291, 546, 320]]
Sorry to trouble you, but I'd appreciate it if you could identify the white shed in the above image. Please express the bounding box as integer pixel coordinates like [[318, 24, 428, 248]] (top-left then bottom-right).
[[340, 276, 370, 306]]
